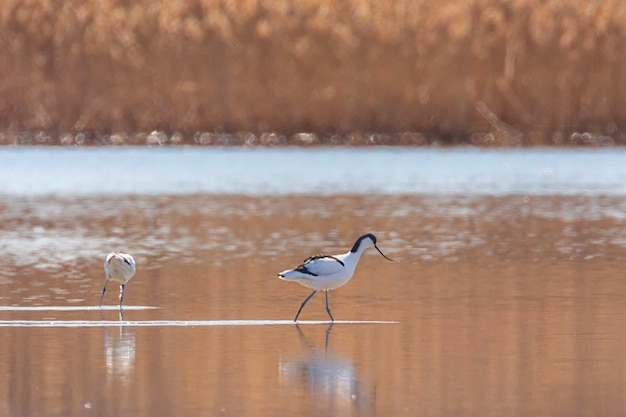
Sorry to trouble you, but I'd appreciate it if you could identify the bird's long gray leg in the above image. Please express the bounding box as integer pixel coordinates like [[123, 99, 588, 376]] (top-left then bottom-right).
[[99, 281, 109, 307], [325, 290, 334, 322], [294, 289, 317, 322], [119, 284, 125, 308]]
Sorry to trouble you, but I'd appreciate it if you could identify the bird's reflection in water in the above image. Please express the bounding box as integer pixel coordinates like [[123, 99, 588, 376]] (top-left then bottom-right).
[[103, 311, 136, 383], [279, 324, 371, 416]]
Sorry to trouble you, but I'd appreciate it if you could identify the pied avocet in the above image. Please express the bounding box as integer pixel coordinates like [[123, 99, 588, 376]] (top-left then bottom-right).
[[278, 233, 396, 322], [100, 252, 136, 308]]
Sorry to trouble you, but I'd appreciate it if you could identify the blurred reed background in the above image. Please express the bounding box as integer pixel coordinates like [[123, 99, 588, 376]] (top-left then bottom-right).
[[0, 0, 625, 145]]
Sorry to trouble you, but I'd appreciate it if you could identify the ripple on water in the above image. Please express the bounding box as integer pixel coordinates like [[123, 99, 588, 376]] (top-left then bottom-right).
[[2, 193, 626, 306]]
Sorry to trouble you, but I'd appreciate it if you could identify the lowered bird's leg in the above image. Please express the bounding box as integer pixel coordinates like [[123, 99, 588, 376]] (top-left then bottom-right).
[[324, 290, 334, 322], [99, 280, 109, 307], [119, 284, 126, 308], [294, 289, 317, 322]]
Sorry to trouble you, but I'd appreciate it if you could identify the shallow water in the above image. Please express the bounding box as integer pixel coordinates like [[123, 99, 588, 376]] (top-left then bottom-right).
[[1, 148, 626, 416]]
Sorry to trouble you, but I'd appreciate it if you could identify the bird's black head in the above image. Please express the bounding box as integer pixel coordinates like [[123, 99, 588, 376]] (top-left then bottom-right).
[[351, 233, 397, 262], [351, 233, 377, 253]]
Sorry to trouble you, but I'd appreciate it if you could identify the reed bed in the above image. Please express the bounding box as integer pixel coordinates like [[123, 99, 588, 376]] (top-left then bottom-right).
[[0, 0, 625, 145]]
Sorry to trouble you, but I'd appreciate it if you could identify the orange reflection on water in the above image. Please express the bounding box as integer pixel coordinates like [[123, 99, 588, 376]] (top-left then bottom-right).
[[1, 194, 626, 416]]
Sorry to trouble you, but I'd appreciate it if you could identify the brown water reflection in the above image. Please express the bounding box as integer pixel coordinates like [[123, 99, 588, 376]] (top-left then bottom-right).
[[2, 194, 626, 416]]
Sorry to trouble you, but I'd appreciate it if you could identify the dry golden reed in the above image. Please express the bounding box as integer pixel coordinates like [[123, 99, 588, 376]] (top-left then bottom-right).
[[0, 0, 625, 145]]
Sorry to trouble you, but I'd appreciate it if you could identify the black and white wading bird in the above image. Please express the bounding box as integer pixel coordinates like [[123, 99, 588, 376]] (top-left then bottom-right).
[[100, 252, 136, 308], [278, 234, 396, 322]]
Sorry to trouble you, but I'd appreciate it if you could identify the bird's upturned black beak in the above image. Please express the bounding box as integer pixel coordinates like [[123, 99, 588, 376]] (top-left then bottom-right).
[[375, 245, 397, 262]]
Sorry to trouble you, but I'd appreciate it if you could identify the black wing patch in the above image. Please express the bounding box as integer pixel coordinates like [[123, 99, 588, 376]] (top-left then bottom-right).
[[294, 264, 317, 276], [295, 255, 345, 276]]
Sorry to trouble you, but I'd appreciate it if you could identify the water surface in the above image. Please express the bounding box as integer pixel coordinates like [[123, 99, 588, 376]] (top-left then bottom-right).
[[1, 147, 625, 195], [1, 148, 626, 416]]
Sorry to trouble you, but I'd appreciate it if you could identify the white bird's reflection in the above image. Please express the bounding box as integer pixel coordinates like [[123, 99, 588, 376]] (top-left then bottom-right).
[[279, 324, 371, 415], [103, 311, 136, 382]]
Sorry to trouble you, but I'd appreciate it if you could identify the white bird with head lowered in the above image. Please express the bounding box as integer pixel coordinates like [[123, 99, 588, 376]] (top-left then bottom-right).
[[100, 252, 136, 308]]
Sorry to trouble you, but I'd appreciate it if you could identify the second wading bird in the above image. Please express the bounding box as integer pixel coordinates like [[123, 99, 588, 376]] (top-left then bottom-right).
[[100, 252, 136, 309], [278, 233, 396, 322]]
